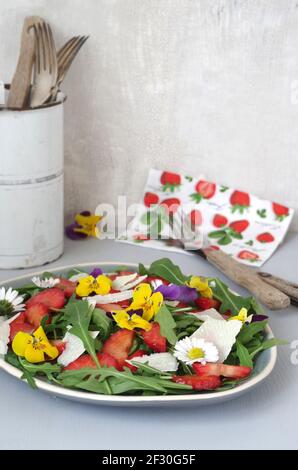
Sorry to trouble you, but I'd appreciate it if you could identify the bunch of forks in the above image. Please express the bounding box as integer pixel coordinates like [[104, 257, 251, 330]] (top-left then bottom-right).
[[7, 16, 88, 109]]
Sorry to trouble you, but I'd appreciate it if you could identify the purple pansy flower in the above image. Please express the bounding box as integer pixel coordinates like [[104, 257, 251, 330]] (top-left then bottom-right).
[[251, 314, 268, 323], [90, 268, 103, 278], [65, 211, 92, 240], [155, 284, 198, 303]]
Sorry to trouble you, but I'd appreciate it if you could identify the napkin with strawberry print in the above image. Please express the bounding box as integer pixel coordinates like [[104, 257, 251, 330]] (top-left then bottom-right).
[[118, 169, 294, 266]]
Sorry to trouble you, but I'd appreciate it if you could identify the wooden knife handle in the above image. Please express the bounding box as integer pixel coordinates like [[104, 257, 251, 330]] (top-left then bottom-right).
[[7, 17, 42, 109], [203, 248, 290, 310]]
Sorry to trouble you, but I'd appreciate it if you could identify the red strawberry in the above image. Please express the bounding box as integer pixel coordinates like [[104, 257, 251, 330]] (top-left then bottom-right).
[[118, 271, 135, 276], [229, 220, 249, 233], [238, 250, 259, 262], [160, 198, 181, 215], [26, 288, 65, 310], [172, 375, 221, 390], [230, 191, 250, 213], [213, 214, 228, 228], [9, 314, 34, 341], [50, 339, 66, 354], [189, 209, 203, 226], [125, 350, 146, 372], [144, 192, 159, 207], [160, 172, 181, 191], [193, 363, 251, 379], [191, 180, 216, 203], [256, 232, 275, 243], [96, 303, 122, 312], [141, 322, 166, 352], [195, 298, 221, 311], [57, 278, 76, 298], [133, 234, 150, 242], [272, 202, 289, 221], [25, 303, 50, 329], [64, 352, 121, 371], [102, 329, 135, 367]]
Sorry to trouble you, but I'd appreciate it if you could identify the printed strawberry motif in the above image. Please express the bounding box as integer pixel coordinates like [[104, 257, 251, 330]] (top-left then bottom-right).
[[160, 198, 181, 215], [256, 232, 275, 243], [230, 191, 250, 213], [229, 220, 249, 234], [144, 192, 159, 207], [141, 322, 167, 352], [237, 250, 259, 262], [160, 172, 181, 192], [213, 214, 228, 228], [193, 363, 251, 379], [189, 209, 203, 227], [272, 202, 289, 221], [257, 208, 267, 219], [172, 374, 221, 390], [208, 219, 249, 245], [190, 180, 216, 203], [133, 234, 150, 243]]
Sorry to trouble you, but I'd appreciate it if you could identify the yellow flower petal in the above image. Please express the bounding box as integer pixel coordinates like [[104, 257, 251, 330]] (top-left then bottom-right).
[[131, 283, 152, 308], [130, 314, 152, 331], [75, 214, 102, 227], [188, 276, 213, 299], [229, 307, 248, 324], [113, 311, 134, 330], [12, 332, 33, 357], [33, 326, 59, 359], [94, 275, 112, 295], [76, 276, 94, 297], [142, 292, 163, 321], [24, 344, 45, 363]]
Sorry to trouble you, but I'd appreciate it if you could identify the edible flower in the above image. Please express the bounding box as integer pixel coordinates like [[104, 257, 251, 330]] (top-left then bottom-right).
[[12, 326, 59, 363], [32, 276, 59, 289], [228, 307, 249, 324], [155, 284, 198, 303], [174, 336, 219, 365], [113, 311, 152, 331], [76, 274, 112, 297], [0, 287, 25, 317], [130, 283, 163, 321], [187, 276, 213, 299], [65, 211, 102, 240]]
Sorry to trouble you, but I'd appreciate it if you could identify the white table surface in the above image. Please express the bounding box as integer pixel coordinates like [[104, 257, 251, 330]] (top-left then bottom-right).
[[0, 235, 297, 450]]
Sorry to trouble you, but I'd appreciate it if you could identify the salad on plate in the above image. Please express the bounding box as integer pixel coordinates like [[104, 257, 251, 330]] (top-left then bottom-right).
[[0, 258, 286, 396]]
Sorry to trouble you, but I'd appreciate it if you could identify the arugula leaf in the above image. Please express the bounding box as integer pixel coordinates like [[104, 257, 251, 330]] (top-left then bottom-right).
[[250, 338, 288, 359], [91, 308, 112, 340], [138, 263, 148, 275], [210, 278, 263, 316], [237, 320, 268, 344], [148, 258, 189, 285], [63, 300, 99, 367], [236, 340, 253, 368], [155, 304, 177, 345]]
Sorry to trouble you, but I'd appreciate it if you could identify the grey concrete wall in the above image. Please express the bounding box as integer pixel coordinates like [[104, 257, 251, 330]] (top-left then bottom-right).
[[1, 0, 298, 229]]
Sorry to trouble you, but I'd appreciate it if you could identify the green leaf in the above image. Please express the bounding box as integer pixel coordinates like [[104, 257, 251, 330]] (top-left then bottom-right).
[[250, 338, 288, 359], [63, 300, 99, 367], [210, 278, 263, 316], [208, 230, 227, 239], [237, 320, 268, 344], [218, 235, 232, 245], [155, 304, 177, 345], [91, 308, 112, 340], [229, 230, 243, 240], [138, 263, 148, 275], [236, 341, 253, 368], [148, 258, 189, 285]]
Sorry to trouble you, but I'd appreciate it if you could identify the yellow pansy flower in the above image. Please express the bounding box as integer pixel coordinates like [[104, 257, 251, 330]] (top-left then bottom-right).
[[12, 326, 59, 364], [187, 276, 213, 299], [130, 283, 163, 321], [76, 274, 112, 297], [228, 307, 248, 323], [74, 213, 102, 238], [113, 311, 152, 331]]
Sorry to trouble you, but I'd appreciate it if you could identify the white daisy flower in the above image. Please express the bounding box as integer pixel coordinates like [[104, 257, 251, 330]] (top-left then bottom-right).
[[0, 318, 10, 355], [32, 276, 60, 289], [0, 287, 25, 317], [174, 336, 219, 365]]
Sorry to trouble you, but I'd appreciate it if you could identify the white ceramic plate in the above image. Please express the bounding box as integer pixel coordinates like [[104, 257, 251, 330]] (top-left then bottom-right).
[[0, 262, 277, 407]]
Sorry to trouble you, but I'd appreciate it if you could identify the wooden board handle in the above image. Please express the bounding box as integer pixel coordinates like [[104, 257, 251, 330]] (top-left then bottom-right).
[[203, 249, 290, 310]]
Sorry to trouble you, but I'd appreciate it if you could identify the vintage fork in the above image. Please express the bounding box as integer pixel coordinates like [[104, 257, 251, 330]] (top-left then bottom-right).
[[30, 22, 58, 107]]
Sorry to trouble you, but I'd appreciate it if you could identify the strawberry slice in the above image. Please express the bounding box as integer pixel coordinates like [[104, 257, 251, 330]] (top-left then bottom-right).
[[96, 303, 123, 312], [25, 303, 50, 329], [26, 288, 65, 310], [193, 363, 252, 379], [9, 314, 34, 341], [125, 350, 146, 372], [57, 278, 76, 298], [50, 339, 66, 354], [195, 297, 221, 311], [172, 375, 221, 390], [102, 329, 135, 367], [141, 322, 166, 353], [64, 352, 121, 371]]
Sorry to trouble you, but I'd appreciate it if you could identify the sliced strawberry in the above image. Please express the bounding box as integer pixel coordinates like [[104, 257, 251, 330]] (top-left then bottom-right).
[[64, 352, 121, 371], [9, 315, 34, 341], [172, 374, 221, 390], [26, 288, 65, 310], [50, 339, 66, 354], [102, 329, 135, 367], [117, 271, 135, 276], [195, 297, 221, 311], [57, 278, 76, 298], [25, 303, 50, 329], [193, 363, 252, 379], [96, 303, 123, 312], [213, 214, 228, 228], [141, 322, 166, 353], [125, 350, 146, 372]]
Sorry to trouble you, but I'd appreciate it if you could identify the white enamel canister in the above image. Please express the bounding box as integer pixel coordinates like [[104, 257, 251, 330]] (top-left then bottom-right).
[[0, 88, 65, 269]]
